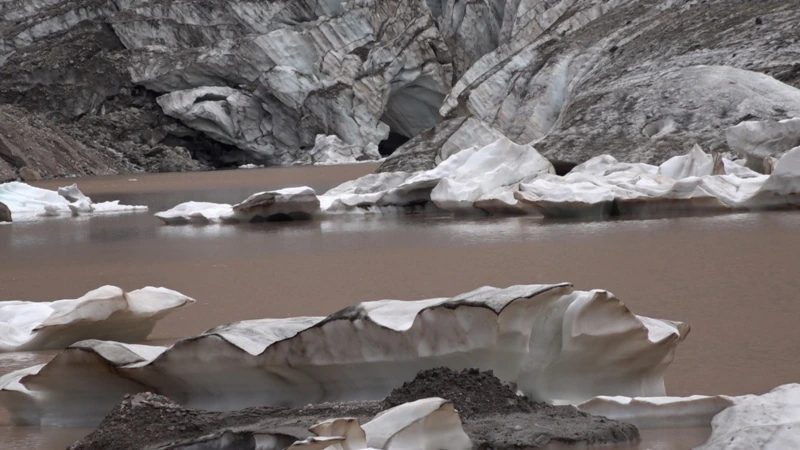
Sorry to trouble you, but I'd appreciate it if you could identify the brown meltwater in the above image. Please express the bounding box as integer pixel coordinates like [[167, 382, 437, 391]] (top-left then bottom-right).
[[1, 164, 799, 448]]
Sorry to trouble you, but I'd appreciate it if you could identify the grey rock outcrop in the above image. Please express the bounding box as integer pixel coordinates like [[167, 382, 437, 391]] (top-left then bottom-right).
[[2, 0, 800, 178], [0, 201, 10, 222]]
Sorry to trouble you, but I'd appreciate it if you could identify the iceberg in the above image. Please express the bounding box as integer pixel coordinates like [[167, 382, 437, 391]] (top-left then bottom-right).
[[0, 283, 687, 426], [155, 187, 320, 224], [0, 182, 147, 220], [320, 137, 554, 215], [0, 286, 195, 352], [155, 142, 800, 224], [515, 146, 800, 219]]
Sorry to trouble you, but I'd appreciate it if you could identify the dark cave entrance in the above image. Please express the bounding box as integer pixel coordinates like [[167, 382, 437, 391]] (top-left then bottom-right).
[[378, 130, 411, 156]]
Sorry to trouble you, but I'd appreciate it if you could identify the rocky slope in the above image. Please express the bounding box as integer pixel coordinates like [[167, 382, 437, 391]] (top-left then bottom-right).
[[1, 0, 798, 180]]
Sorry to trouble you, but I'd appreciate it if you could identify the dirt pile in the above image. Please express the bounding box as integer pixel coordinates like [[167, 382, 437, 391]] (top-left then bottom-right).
[[383, 367, 535, 419]]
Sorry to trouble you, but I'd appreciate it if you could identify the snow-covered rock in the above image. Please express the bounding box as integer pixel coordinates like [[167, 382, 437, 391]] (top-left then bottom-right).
[[0, 283, 688, 426], [726, 118, 800, 172], [698, 384, 800, 450], [155, 187, 320, 224], [0, 182, 147, 220], [289, 398, 471, 450], [0, 286, 194, 352]]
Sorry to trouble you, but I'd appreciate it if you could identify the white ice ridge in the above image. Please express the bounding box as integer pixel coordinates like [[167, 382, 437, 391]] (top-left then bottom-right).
[[0, 286, 195, 352], [513, 145, 800, 219], [0, 182, 147, 220], [156, 139, 800, 224], [0, 283, 687, 426], [154, 186, 319, 224], [288, 398, 471, 450], [577, 384, 800, 449]]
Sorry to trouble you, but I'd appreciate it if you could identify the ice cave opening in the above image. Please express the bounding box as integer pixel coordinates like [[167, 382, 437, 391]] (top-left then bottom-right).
[[378, 130, 411, 156], [379, 75, 446, 156]]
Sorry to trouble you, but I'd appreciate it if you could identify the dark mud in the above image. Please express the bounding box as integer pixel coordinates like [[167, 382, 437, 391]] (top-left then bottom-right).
[[70, 368, 638, 450]]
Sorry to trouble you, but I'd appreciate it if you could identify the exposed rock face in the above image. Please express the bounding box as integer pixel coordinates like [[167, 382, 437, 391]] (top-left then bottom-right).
[[2, 1, 798, 177]]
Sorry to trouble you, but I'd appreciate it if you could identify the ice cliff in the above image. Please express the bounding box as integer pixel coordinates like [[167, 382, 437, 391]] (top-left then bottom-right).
[[1, 1, 799, 180], [0, 285, 194, 352], [0, 283, 687, 426]]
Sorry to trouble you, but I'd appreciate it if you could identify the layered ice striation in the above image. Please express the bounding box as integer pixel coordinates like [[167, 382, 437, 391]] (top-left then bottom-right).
[[0, 182, 147, 220], [0, 283, 687, 426], [0, 285, 194, 352]]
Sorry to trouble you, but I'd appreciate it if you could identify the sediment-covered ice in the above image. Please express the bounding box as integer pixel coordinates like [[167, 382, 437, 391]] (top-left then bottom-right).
[[0, 283, 687, 426], [0, 286, 194, 352], [0, 182, 147, 220], [155, 187, 319, 224]]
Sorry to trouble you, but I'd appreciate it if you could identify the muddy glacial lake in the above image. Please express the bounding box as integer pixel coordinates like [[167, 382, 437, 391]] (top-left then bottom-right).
[[1, 163, 798, 449]]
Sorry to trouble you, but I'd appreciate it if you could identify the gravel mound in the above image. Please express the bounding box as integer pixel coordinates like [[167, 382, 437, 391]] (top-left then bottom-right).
[[382, 367, 535, 419]]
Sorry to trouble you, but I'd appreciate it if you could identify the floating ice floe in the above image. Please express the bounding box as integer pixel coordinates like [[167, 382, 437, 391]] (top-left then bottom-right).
[[0, 285, 194, 352], [0, 283, 687, 426], [287, 398, 471, 450], [155, 186, 320, 224], [156, 138, 800, 225], [320, 137, 554, 215], [515, 145, 800, 219], [0, 182, 147, 220]]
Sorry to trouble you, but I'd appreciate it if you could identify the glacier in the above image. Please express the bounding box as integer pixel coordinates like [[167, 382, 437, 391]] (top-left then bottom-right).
[[0, 182, 147, 221], [0, 285, 194, 352], [0, 283, 687, 426]]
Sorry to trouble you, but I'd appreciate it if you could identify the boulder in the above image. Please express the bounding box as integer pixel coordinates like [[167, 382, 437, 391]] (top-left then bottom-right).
[[0, 200, 10, 222]]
